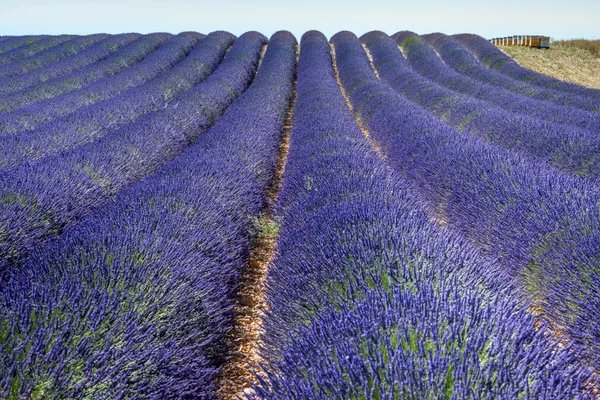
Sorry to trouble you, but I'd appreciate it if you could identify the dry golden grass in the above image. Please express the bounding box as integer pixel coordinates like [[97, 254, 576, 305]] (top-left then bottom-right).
[[553, 39, 600, 58], [499, 43, 600, 89]]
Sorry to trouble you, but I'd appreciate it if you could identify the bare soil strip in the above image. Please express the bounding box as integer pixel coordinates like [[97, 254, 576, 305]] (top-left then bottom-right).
[[362, 43, 380, 78], [330, 43, 388, 165], [530, 305, 600, 397], [217, 44, 298, 400], [397, 44, 408, 59], [256, 44, 267, 71], [334, 43, 449, 229]]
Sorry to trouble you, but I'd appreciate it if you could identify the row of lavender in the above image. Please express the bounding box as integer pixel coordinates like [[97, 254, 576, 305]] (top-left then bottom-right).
[[0, 35, 110, 81], [0, 36, 55, 57], [0, 33, 142, 97], [0, 33, 190, 136], [0, 35, 77, 68], [0, 32, 225, 168], [252, 31, 593, 398], [337, 31, 600, 372], [422, 32, 600, 114], [361, 32, 600, 179], [395, 32, 600, 133], [0, 33, 175, 114], [0, 31, 296, 398], [1, 29, 598, 397], [0, 31, 259, 275], [455, 33, 600, 101]]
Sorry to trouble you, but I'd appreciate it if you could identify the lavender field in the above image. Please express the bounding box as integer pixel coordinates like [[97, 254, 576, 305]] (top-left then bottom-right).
[[0, 30, 599, 399]]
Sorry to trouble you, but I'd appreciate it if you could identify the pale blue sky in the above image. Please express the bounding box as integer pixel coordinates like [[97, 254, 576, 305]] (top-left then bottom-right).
[[1, 0, 598, 40]]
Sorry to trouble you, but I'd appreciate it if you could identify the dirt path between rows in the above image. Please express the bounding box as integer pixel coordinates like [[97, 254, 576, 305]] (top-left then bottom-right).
[[217, 44, 298, 400]]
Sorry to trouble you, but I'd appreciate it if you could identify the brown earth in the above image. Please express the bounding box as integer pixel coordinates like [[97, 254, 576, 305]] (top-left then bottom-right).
[[216, 44, 298, 400]]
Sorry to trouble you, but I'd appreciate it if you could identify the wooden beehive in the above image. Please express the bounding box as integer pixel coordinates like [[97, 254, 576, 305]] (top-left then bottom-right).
[[489, 34, 550, 48]]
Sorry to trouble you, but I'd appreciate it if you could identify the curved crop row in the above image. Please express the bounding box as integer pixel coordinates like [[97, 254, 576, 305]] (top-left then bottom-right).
[[362, 31, 600, 179], [0, 34, 106, 79], [253, 30, 592, 399], [0, 36, 47, 55], [0, 30, 296, 400], [332, 30, 600, 372], [0, 31, 265, 276], [454, 33, 600, 101], [395, 32, 600, 132], [422, 32, 600, 114], [0, 33, 180, 135], [0, 35, 75, 67], [0, 33, 141, 96], [0, 31, 232, 169], [0, 33, 184, 113]]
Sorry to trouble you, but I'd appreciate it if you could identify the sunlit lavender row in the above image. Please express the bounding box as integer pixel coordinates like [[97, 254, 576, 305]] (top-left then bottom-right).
[[1, 29, 599, 399]]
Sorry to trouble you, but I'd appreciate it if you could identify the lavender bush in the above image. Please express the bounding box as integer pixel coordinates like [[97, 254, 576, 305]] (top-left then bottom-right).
[[361, 31, 600, 178], [0, 30, 296, 399], [0, 33, 181, 112], [333, 30, 600, 372], [394, 31, 600, 132], [253, 30, 593, 399], [0, 31, 264, 276], [0, 32, 234, 169], [421, 32, 600, 114], [0, 35, 48, 56], [454, 33, 600, 101], [0, 33, 140, 96], [0, 33, 183, 134], [0, 34, 105, 80], [0, 35, 76, 67]]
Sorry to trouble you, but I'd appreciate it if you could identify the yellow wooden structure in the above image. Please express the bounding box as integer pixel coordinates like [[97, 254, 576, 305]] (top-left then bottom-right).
[[490, 34, 550, 48]]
